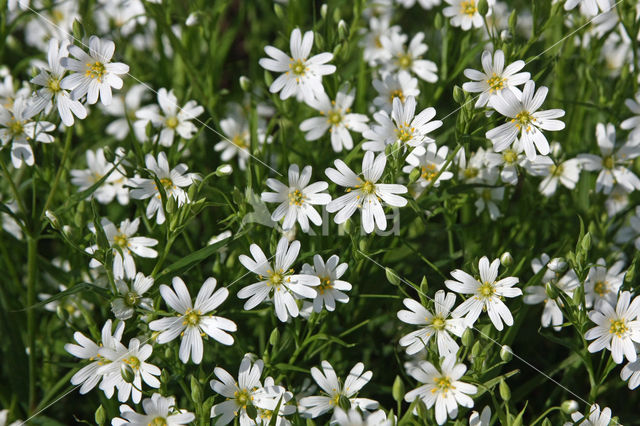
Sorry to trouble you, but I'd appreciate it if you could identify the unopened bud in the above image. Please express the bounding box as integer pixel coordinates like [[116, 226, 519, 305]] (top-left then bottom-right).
[[419, 276, 428, 295], [508, 10, 518, 33], [95, 405, 106, 426], [320, 4, 328, 18], [338, 20, 348, 40], [273, 4, 284, 19], [392, 376, 405, 402], [216, 164, 233, 176], [45, 210, 59, 229], [385, 267, 400, 285], [191, 376, 202, 403], [581, 232, 591, 252], [545, 281, 559, 299], [434, 13, 443, 29], [500, 345, 513, 362], [409, 168, 421, 184], [239, 76, 251, 92], [165, 194, 177, 214], [72, 19, 85, 40], [561, 400, 579, 414], [453, 85, 465, 104], [499, 379, 511, 401], [103, 146, 115, 163], [462, 328, 473, 347], [245, 403, 258, 420], [120, 363, 135, 383], [471, 341, 481, 357], [500, 252, 513, 267], [269, 328, 280, 346], [541, 419, 552, 426], [477, 0, 489, 16], [185, 12, 200, 27]]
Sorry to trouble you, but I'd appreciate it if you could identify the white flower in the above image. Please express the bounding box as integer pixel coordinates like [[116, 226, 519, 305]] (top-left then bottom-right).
[[474, 185, 504, 220], [380, 32, 438, 82], [210, 354, 272, 426], [301, 254, 352, 313], [397, 290, 467, 356], [70, 148, 129, 205], [261, 164, 331, 232], [621, 90, 640, 141], [486, 80, 565, 160], [64, 320, 124, 394], [585, 290, 640, 364], [403, 143, 454, 190], [621, 352, 640, 390], [584, 258, 625, 309], [325, 151, 408, 233], [404, 355, 477, 425], [299, 90, 369, 152], [363, 96, 442, 154], [27, 39, 87, 126], [238, 237, 319, 322], [445, 256, 522, 330], [255, 377, 297, 426], [564, 0, 612, 17], [456, 147, 498, 183], [462, 49, 530, 108], [469, 406, 491, 426], [98, 337, 161, 403], [0, 97, 55, 168], [372, 70, 420, 113], [86, 217, 158, 280], [215, 112, 264, 170], [111, 272, 154, 320], [484, 140, 528, 185], [563, 404, 613, 426], [135, 88, 204, 146], [104, 84, 149, 140], [60, 35, 129, 105], [129, 152, 197, 224], [398, 0, 441, 9], [112, 393, 195, 426], [577, 123, 640, 194], [333, 408, 392, 426], [359, 17, 402, 66], [298, 361, 379, 419], [530, 157, 582, 197], [259, 28, 336, 102], [605, 185, 630, 217], [149, 277, 236, 364], [443, 0, 493, 31]]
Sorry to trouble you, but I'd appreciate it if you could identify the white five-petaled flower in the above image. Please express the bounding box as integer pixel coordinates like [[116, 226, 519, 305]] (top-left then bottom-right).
[[469, 406, 492, 426], [210, 354, 270, 426], [259, 28, 336, 102], [359, 16, 402, 66], [64, 319, 124, 394], [299, 90, 369, 152], [621, 349, 640, 390], [238, 237, 319, 322], [577, 123, 640, 194], [70, 147, 129, 205], [530, 156, 582, 197], [333, 408, 392, 426], [585, 290, 640, 364], [98, 337, 161, 403], [380, 32, 438, 82], [27, 38, 87, 126], [111, 272, 154, 320], [129, 152, 197, 224], [104, 84, 149, 141], [372, 70, 420, 113], [564, 0, 612, 17], [621, 90, 640, 141], [301, 254, 352, 313], [149, 277, 236, 364], [298, 361, 379, 419], [60, 35, 129, 105], [135, 88, 204, 146], [563, 404, 613, 426], [363, 96, 442, 154], [261, 164, 331, 232], [403, 143, 454, 190], [443, 0, 493, 31], [86, 217, 158, 280], [583, 257, 625, 309], [486, 80, 565, 160], [112, 393, 195, 426], [462, 49, 530, 108], [0, 97, 55, 168], [404, 355, 477, 425], [397, 290, 467, 356], [446, 256, 522, 330], [325, 151, 408, 233]]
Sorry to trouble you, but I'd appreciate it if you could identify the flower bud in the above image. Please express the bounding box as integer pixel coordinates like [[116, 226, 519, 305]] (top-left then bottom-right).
[[580, 232, 591, 252], [561, 400, 579, 414], [392, 376, 405, 402], [73, 18, 85, 40], [269, 328, 280, 346], [386, 267, 400, 285], [45, 210, 60, 229], [191, 375, 202, 403], [273, 4, 284, 19], [95, 405, 106, 426], [239, 76, 251, 92], [246, 403, 258, 420], [500, 252, 513, 267], [120, 363, 135, 383], [545, 281, 559, 300], [320, 4, 327, 18], [103, 146, 115, 163], [453, 85, 465, 104], [477, 0, 489, 16], [541, 419, 552, 426], [508, 10, 518, 33], [409, 168, 421, 184], [499, 379, 511, 401], [462, 328, 474, 347], [338, 20, 348, 40], [263, 69, 273, 87], [419, 276, 428, 296], [216, 164, 233, 176], [500, 345, 513, 362]]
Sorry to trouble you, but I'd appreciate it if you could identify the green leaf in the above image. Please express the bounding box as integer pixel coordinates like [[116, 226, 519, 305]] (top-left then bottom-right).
[[22, 283, 109, 311], [268, 394, 284, 426]]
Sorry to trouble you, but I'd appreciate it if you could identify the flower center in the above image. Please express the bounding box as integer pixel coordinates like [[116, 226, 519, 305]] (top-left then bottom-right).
[[487, 73, 505, 92], [268, 269, 286, 288], [86, 61, 107, 81], [125, 291, 139, 306], [374, 36, 383, 48], [148, 417, 167, 426], [431, 315, 446, 330], [593, 280, 608, 296], [433, 376, 454, 394], [289, 59, 307, 76], [602, 156, 615, 170], [165, 116, 179, 129], [361, 180, 377, 195], [609, 318, 628, 338], [460, 0, 477, 16], [396, 53, 413, 69], [317, 276, 333, 294], [160, 177, 174, 190], [396, 123, 415, 144], [550, 163, 564, 176], [47, 77, 62, 93], [234, 388, 251, 407], [182, 308, 201, 327], [464, 167, 479, 179], [232, 133, 248, 149], [478, 281, 496, 297], [502, 149, 518, 164], [481, 188, 492, 201], [9, 119, 24, 136], [328, 110, 343, 125], [389, 89, 405, 103], [421, 163, 438, 181], [288, 189, 306, 206], [513, 111, 535, 132], [124, 356, 141, 371], [113, 233, 129, 248]]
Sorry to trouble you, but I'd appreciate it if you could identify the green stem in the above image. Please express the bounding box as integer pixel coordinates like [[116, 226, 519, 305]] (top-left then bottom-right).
[[0, 154, 28, 219], [40, 127, 72, 221], [27, 234, 38, 412]]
